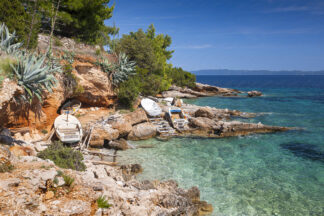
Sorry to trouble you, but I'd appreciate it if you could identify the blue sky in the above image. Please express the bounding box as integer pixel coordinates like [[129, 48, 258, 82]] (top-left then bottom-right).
[[105, 0, 324, 71]]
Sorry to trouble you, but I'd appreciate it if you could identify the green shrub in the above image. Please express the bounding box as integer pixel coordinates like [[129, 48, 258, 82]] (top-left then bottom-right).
[[63, 174, 75, 187], [62, 63, 84, 95], [0, 163, 14, 173], [95, 48, 101, 56], [54, 37, 63, 47], [62, 51, 75, 64], [117, 77, 141, 108], [37, 141, 86, 171], [41, 129, 48, 134], [97, 196, 112, 209], [168, 67, 196, 88], [0, 56, 16, 88]]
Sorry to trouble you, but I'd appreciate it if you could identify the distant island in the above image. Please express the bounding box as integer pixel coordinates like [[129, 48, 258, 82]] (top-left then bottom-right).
[[192, 69, 324, 76]]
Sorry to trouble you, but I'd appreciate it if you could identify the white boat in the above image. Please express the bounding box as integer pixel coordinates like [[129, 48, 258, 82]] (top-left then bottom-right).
[[167, 107, 188, 130], [141, 98, 162, 117], [54, 114, 83, 143], [60, 99, 81, 115]]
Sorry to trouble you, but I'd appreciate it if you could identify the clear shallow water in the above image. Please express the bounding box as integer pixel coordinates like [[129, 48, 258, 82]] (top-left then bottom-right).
[[119, 76, 324, 216]]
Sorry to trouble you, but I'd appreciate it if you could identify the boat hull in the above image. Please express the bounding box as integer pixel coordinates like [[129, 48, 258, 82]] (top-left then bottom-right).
[[54, 114, 83, 143]]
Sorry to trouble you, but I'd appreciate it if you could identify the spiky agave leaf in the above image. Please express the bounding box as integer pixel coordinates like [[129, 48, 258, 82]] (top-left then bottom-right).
[[0, 23, 22, 54], [111, 53, 136, 86], [10, 53, 60, 103]]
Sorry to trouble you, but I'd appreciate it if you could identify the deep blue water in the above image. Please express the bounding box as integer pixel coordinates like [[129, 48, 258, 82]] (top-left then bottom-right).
[[119, 76, 324, 216]]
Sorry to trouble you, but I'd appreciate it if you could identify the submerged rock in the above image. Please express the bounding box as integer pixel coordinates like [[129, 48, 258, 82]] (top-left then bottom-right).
[[281, 142, 324, 162], [107, 138, 129, 150]]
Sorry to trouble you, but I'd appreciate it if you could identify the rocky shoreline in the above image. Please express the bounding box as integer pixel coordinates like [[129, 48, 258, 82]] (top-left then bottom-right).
[[0, 80, 294, 215], [0, 146, 212, 215], [0, 36, 294, 215]]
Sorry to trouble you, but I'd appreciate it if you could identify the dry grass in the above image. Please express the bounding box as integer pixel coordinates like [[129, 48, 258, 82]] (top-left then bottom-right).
[[0, 54, 16, 88]]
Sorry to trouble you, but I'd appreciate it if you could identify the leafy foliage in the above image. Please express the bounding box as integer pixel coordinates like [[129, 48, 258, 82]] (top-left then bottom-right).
[[10, 52, 59, 102], [63, 174, 75, 187], [62, 63, 84, 95], [54, 37, 63, 47], [168, 67, 196, 88], [0, 23, 22, 54], [0, 55, 16, 88], [62, 51, 75, 64], [111, 53, 136, 86], [97, 196, 112, 209], [117, 77, 141, 108], [0, 0, 39, 49], [40, 0, 117, 46], [37, 141, 86, 171], [113, 25, 196, 107]]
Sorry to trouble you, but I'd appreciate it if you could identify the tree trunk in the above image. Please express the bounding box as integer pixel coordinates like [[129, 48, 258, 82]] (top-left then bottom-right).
[[47, 0, 61, 54], [26, 0, 38, 49]]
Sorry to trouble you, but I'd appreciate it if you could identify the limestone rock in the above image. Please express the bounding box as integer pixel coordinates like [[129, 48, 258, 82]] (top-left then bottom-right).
[[248, 90, 262, 97], [188, 117, 215, 129], [45, 191, 54, 200], [124, 108, 148, 125], [61, 200, 91, 215], [194, 107, 214, 119], [194, 82, 240, 96], [161, 90, 197, 99], [111, 119, 133, 137], [107, 138, 129, 150], [90, 125, 119, 147], [9, 145, 35, 157], [120, 164, 143, 181], [0, 178, 21, 190], [74, 61, 116, 107], [172, 98, 183, 107], [127, 122, 157, 141]]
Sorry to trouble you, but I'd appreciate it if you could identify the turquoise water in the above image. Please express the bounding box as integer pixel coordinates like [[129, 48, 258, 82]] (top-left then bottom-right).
[[118, 76, 324, 216]]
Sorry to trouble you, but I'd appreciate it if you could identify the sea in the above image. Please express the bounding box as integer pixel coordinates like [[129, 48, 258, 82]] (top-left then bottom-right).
[[118, 75, 324, 216]]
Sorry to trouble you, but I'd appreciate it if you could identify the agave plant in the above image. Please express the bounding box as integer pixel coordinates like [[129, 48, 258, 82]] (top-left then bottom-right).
[[0, 23, 22, 54], [10, 53, 60, 102], [111, 53, 136, 86]]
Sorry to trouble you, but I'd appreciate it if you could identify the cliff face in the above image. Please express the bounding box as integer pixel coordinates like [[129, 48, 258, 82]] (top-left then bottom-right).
[[0, 36, 116, 131]]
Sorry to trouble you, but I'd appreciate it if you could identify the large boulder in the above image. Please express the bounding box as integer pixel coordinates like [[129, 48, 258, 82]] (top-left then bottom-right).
[[127, 122, 157, 140], [110, 119, 132, 137], [90, 125, 119, 147], [124, 108, 148, 125], [247, 91, 262, 97], [74, 60, 116, 107], [188, 117, 215, 129], [194, 107, 214, 119]]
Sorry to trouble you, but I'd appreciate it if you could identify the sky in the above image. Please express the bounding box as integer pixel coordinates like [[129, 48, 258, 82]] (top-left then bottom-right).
[[105, 0, 324, 71]]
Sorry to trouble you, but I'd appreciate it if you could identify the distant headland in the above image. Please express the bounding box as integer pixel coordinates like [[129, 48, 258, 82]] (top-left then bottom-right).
[[192, 69, 324, 76]]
